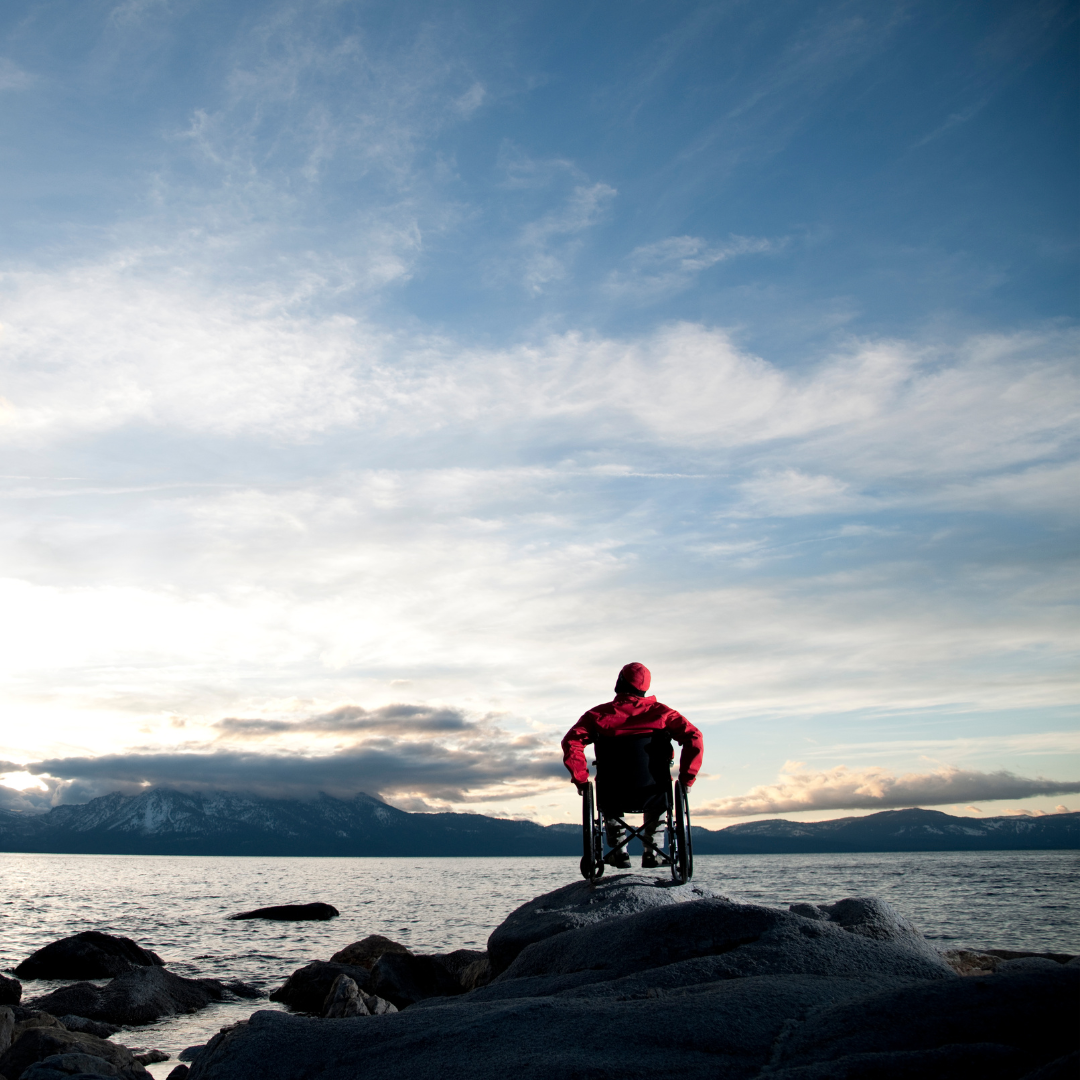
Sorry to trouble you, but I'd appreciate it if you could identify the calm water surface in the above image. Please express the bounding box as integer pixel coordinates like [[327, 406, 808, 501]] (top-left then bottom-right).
[[1, 851, 1077, 1078]]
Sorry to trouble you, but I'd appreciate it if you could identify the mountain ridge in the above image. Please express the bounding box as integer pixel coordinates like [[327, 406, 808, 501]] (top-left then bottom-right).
[[0, 788, 1076, 855]]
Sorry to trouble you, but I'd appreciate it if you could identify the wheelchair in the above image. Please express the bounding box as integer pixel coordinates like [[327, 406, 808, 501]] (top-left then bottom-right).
[[579, 731, 693, 884]]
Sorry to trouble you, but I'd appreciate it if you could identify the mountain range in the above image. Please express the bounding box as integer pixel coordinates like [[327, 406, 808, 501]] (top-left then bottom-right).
[[0, 788, 1076, 856]]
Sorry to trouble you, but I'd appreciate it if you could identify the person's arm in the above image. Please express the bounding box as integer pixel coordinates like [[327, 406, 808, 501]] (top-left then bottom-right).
[[561, 714, 596, 791], [665, 710, 704, 787]]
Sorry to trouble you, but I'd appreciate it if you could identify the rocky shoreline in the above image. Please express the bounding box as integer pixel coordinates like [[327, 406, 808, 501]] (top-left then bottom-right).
[[1, 876, 1076, 1079]]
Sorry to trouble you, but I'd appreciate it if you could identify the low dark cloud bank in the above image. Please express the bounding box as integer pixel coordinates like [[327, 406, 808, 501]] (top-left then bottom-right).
[[7, 739, 565, 808]]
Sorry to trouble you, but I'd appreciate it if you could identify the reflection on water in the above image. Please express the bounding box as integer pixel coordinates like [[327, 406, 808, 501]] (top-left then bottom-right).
[[1, 850, 1077, 1077]]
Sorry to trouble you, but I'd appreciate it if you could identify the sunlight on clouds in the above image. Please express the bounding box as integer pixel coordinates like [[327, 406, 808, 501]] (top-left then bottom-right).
[[694, 762, 1080, 817]]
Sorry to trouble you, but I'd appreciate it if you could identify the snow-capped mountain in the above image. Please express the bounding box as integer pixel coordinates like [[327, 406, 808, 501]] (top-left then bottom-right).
[[0, 790, 1075, 855], [0, 788, 576, 856]]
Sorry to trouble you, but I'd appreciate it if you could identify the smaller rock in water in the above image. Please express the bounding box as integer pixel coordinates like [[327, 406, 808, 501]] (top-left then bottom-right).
[[330, 935, 410, 969], [20, 1051, 128, 1078], [269, 961, 372, 1014], [943, 949, 1002, 976], [228, 902, 339, 921], [996, 956, 1066, 976], [0, 971, 21, 1006], [166, 1066, 190, 1080], [14, 1010, 66, 1039], [369, 953, 468, 1008], [321, 975, 397, 1019], [459, 956, 492, 991], [57, 1016, 122, 1038], [133, 1048, 170, 1064], [323, 975, 368, 1017], [177, 1044, 205, 1062], [30, 965, 228, 1026], [221, 980, 263, 999], [15, 932, 164, 980], [0, 1026, 148, 1080]]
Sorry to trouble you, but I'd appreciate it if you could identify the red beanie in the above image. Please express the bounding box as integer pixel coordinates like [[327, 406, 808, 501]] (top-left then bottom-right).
[[615, 662, 651, 694]]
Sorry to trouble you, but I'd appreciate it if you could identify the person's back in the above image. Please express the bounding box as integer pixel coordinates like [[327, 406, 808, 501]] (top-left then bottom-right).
[[562, 662, 703, 868]]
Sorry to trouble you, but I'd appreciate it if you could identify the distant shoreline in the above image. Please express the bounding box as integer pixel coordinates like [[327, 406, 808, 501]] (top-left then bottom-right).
[[2, 789, 1077, 857]]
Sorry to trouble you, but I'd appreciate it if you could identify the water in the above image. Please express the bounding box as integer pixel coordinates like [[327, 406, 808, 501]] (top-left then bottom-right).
[[2, 851, 1077, 1078]]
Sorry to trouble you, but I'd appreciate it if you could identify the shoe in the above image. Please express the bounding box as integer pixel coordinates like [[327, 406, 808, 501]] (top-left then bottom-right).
[[603, 850, 631, 869], [641, 851, 661, 869]]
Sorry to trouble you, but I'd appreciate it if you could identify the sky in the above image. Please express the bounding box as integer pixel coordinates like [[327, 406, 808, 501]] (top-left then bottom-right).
[[0, 0, 1077, 827]]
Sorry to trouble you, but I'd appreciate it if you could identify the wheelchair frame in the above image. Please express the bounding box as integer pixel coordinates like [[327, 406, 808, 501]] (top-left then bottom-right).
[[580, 777, 693, 884]]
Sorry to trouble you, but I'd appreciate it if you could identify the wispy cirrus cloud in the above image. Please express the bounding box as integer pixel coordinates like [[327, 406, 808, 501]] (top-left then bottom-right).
[[694, 762, 1080, 818], [604, 234, 782, 300], [518, 182, 617, 294]]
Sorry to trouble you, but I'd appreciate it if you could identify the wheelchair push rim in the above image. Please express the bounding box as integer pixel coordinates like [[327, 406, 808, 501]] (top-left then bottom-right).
[[580, 780, 605, 882], [671, 780, 693, 884]]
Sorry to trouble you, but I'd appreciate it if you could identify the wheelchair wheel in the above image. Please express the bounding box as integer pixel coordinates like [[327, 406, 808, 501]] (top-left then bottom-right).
[[580, 781, 605, 882], [671, 780, 693, 883]]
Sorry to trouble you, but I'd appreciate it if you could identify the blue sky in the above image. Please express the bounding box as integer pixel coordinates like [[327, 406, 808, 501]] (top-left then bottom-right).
[[0, 0, 1077, 824]]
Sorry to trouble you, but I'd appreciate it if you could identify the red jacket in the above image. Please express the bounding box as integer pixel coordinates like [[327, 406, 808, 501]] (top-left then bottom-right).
[[561, 694, 704, 786]]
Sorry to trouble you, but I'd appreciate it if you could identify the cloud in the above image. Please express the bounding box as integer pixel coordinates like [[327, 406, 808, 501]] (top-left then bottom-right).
[[604, 234, 781, 300], [214, 703, 473, 738], [0, 59, 34, 91], [519, 182, 617, 294], [694, 763, 1080, 817], [21, 742, 566, 805]]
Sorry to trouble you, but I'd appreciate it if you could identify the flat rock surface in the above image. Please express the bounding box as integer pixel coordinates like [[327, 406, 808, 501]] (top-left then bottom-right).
[[30, 966, 228, 1026], [14, 932, 164, 981], [773, 966, 1079, 1072], [487, 874, 713, 973], [187, 975, 882, 1080]]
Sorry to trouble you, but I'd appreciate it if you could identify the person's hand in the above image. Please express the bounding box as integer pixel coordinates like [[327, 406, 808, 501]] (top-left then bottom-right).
[[574, 780, 589, 795], [679, 774, 695, 789]]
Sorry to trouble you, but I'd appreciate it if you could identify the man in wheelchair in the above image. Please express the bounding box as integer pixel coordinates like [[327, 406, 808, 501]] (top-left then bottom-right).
[[562, 662, 703, 876]]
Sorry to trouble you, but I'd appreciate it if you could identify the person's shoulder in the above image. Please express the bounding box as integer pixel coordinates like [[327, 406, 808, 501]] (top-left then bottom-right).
[[584, 700, 618, 718], [651, 700, 687, 719]]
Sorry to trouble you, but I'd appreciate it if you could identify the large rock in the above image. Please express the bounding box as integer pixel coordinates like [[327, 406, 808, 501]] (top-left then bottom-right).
[[329, 935, 410, 969], [30, 966, 228, 1026], [0, 1026, 149, 1080], [186, 969, 1080, 1080], [227, 903, 338, 921], [487, 874, 713, 974], [268, 962, 372, 1013], [185, 976, 906, 1080], [0, 972, 21, 1006], [492, 896, 956, 991], [368, 953, 466, 1009], [15, 933, 164, 981]]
